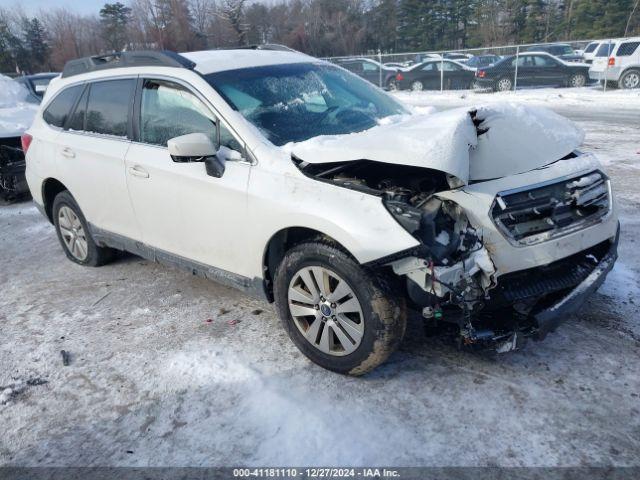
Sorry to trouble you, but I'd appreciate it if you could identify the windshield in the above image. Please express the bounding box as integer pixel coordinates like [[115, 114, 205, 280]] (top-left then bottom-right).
[[204, 63, 407, 146]]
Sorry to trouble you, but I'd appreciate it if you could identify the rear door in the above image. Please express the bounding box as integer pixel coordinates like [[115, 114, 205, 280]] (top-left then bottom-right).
[[124, 77, 251, 274], [54, 78, 140, 240], [514, 54, 536, 86]]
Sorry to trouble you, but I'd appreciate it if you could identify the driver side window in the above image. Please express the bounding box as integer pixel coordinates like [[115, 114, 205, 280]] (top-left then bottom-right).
[[140, 79, 217, 147]]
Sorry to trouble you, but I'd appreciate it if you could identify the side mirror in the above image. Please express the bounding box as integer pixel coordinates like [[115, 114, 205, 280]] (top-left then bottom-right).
[[168, 133, 216, 162]]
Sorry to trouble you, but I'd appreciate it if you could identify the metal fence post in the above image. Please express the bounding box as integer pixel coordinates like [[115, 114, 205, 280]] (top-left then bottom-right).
[[513, 45, 520, 92], [603, 40, 610, 93], [378, 49, 382, 88], [440, 55, 444, 92]]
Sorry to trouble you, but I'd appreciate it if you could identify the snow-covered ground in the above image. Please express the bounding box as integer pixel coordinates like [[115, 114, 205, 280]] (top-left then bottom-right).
[[1, 90, 639, 468]]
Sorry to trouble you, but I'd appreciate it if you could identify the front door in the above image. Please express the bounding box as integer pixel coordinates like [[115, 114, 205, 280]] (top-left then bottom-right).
[[124, 78, 252, 276]]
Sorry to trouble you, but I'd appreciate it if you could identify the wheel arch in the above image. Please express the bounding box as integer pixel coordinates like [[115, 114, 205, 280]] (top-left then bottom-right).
[[41, 178, 70, 224], [261, 226, 357, 302]]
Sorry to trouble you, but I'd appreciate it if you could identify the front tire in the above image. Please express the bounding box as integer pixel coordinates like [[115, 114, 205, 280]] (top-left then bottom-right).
[[411, 80, 424, 92], [495, 77, 513, 92], [274, 242, 406, 375], [620, 69, 640, 89], [52, 191, 115, 267]]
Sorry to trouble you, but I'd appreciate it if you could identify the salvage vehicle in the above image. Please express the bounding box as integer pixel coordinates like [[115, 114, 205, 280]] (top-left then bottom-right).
[[25, 48, 619, 375], [475, 52, 591, 91], [0, 75, 39, 202]]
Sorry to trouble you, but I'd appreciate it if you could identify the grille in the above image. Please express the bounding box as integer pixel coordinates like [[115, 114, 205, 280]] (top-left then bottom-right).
[[491, 170, 610, 246]]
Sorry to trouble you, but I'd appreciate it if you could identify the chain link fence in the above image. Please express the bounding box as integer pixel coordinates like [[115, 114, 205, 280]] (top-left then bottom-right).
[[323, 38, 634, 93]]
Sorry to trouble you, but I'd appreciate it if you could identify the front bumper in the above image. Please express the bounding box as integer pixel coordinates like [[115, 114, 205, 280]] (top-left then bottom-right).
[[532, 224, 618, 339]]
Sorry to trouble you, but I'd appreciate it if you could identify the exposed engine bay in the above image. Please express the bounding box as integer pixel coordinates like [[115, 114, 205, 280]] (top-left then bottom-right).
[[293, 154, 617, 354], [0, 137, 29, 202], [293, 157, 504, 343]]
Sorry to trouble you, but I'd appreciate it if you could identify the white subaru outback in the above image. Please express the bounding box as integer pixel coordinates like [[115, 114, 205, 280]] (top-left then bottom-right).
[[24, 48, 619, 375]]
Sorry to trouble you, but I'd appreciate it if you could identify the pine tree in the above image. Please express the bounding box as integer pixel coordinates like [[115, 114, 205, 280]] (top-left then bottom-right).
[[23, 18, 49, 71], [100, 2, 132, 52]]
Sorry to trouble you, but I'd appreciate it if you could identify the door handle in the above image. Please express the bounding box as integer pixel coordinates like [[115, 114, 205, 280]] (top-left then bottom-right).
[[128, 165, 149, 178], [61, 147, 75, 158]]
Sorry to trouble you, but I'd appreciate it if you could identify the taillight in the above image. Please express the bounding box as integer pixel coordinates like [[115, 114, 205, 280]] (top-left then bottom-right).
[[21, 133, 32, 154], [608, 57, 615, 66], [396, 73, 404, 81], [476, 70, 486, 78]]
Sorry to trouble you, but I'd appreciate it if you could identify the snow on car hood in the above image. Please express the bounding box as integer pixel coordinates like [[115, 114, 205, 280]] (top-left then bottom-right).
[[0, 75, 39, 138], [289, 103, 584, 185]]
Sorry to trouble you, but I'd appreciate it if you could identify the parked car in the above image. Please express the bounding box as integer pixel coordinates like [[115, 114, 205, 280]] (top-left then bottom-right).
[[0, 75, 38, 202], [525, 43, 584, 62], [465, 54, 501, 70], [25, 48, 618, 375], [334, 57, 397, 88], [392, 59, 475, 91], [589, 37, 640, 89], [475, 52, 591, 91], [15, 73, 59, 99], [581, 41, 603, 64]]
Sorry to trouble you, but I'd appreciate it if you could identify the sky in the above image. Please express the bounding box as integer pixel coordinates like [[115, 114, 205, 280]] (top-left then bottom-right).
[[0, 0, 108, 15]]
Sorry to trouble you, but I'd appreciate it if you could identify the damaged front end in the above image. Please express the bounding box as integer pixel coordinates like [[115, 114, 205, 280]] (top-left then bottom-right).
[[291, 103, 617, 353], [293, 156, 506, 350], [0, 136, 29, 202]]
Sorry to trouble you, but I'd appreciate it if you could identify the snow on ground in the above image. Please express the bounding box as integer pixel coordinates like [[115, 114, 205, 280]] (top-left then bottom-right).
[[1, 91, 639, 468], [393, 85, 640, 110]]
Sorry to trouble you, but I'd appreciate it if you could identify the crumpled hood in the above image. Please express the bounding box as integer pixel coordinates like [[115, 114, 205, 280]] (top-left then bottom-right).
[[289, 103, 585, 185]]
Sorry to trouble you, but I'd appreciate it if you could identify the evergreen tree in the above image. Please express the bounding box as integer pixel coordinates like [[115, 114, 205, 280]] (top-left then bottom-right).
[[100, 2, 132, 52], [23, 18, 49, 72]]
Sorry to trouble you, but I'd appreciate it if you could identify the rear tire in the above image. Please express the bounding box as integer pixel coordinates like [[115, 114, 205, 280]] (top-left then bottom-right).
[[620, 69, 640, 89], [274, 241, 406, 375], [52, 191, 116, 267]]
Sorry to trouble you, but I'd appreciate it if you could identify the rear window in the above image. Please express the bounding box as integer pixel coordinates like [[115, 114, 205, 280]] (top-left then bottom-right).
[[85, 79, 135, 137], [43, 85, 82, 128], [596, 43, 615, 57], [616, 42, 640, 56], [584, 43, 598, 53]]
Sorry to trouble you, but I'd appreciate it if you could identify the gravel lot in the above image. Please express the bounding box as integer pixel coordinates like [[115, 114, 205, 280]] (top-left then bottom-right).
[[1, 90, 639, 467]]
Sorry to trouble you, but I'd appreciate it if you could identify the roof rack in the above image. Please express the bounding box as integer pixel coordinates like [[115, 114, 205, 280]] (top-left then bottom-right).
[[61, 50, 196, 78]]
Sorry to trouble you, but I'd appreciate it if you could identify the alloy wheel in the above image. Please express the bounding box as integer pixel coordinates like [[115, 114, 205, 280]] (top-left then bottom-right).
[[411, 81, 424, 92], [570, 74, 586, 88], [497, 78, 512, 91], [58, 206, 88, 261], [288, 266, 364, 356], [622, 72, 640, 89]]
